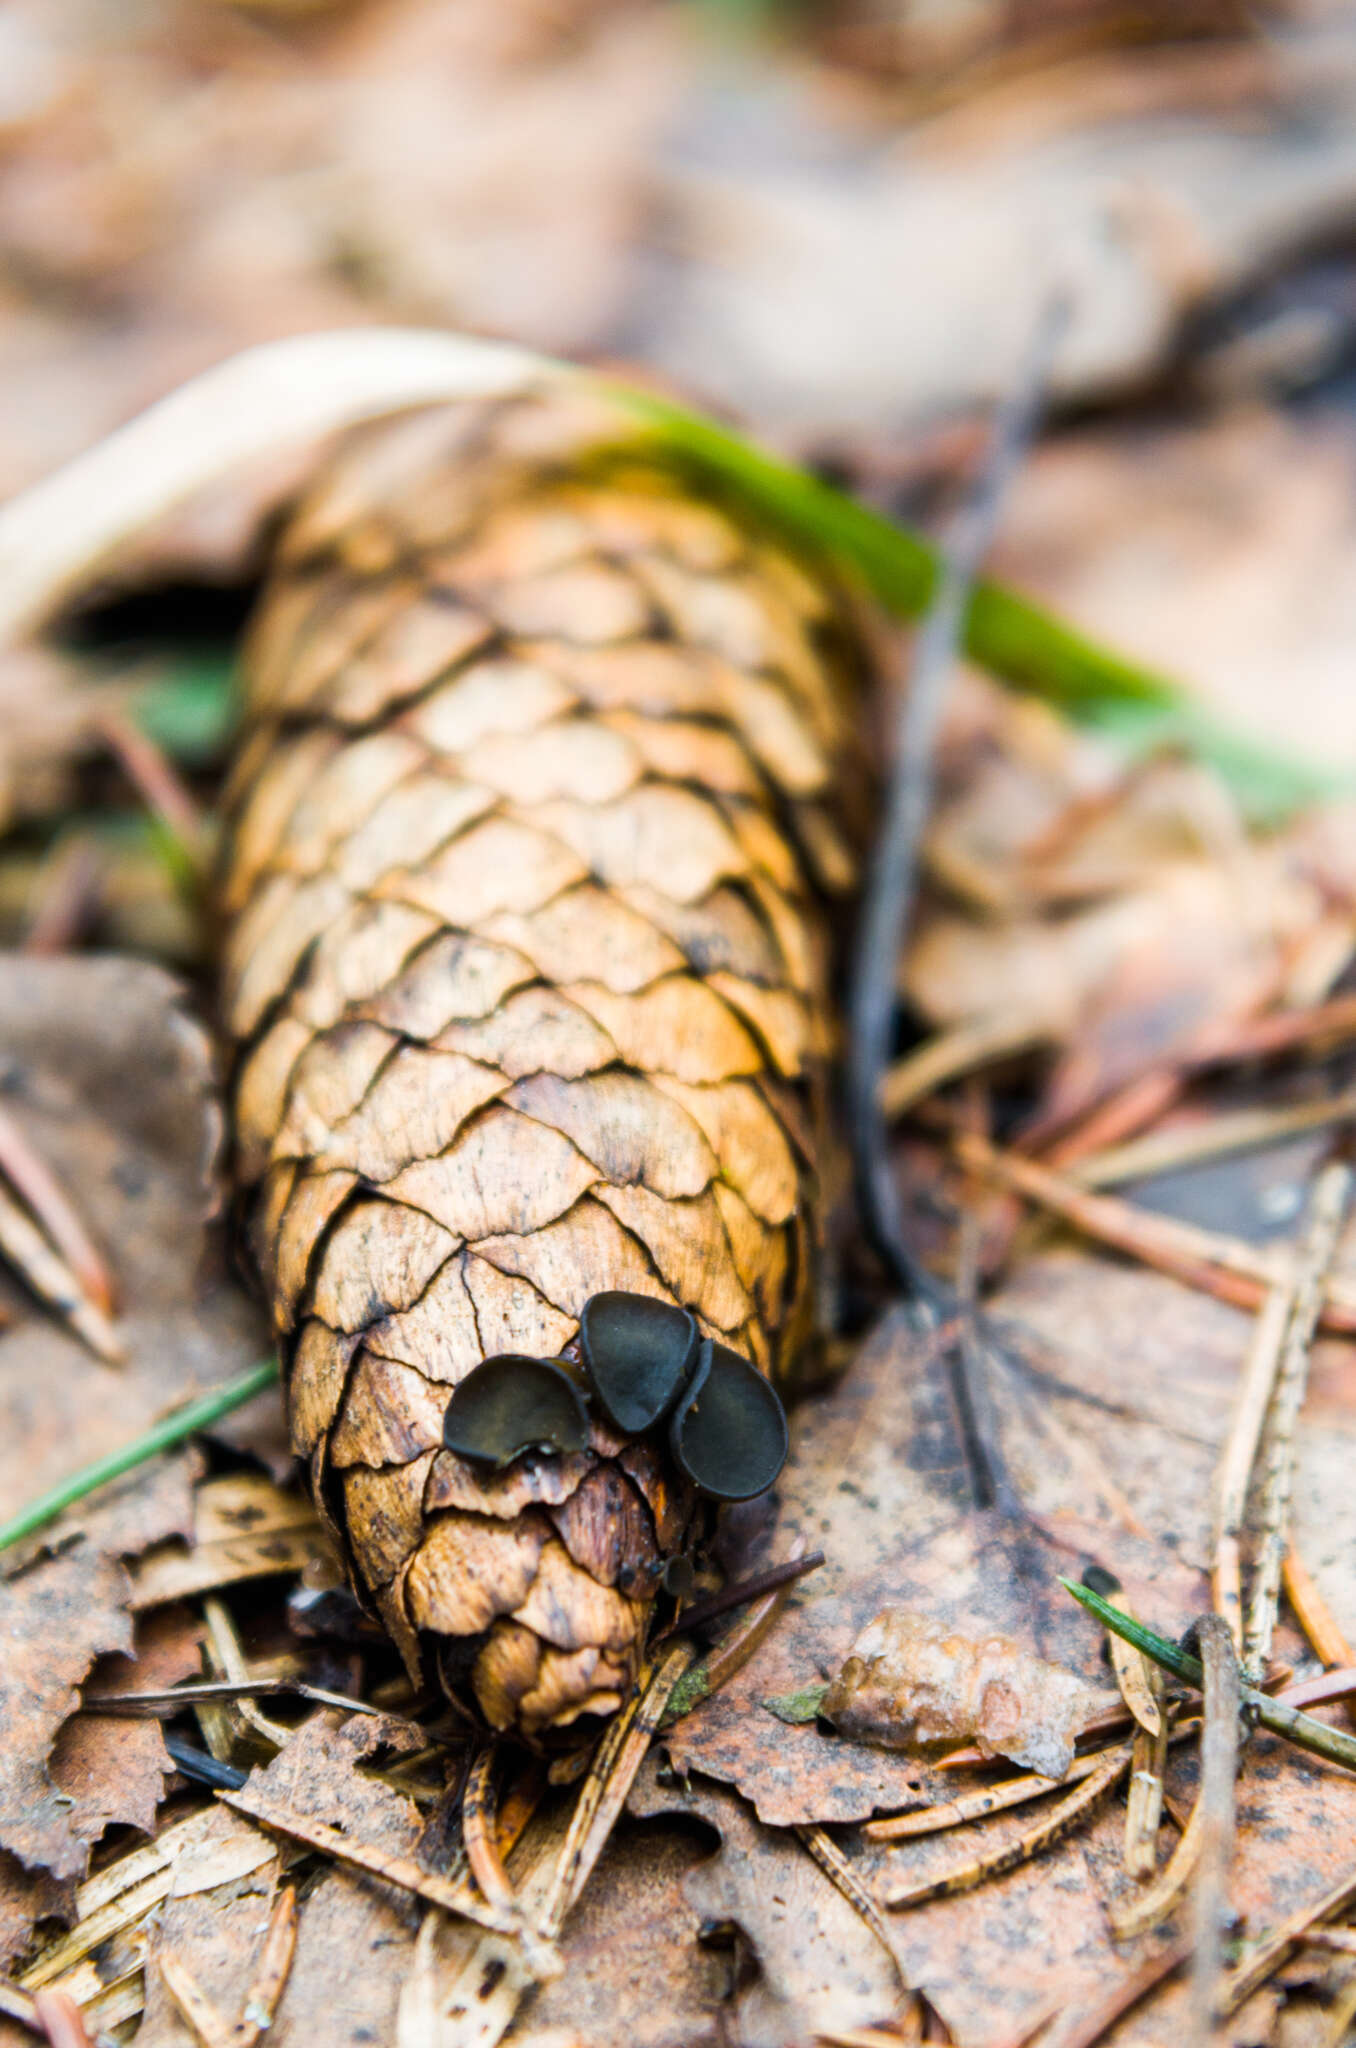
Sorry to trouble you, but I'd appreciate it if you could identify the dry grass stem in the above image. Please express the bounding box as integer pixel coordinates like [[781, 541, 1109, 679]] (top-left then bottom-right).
[[1214, 1278, 1298, 1653], [794, 1824, 903, 1977], [1303, 1929, 1356, 1957], [0, 1177, 123, 1363], [956, 1131, 1356, 1333], [1188, 1616, 1240, 2044], [1075, 1091, 1356, 1191], [540, 1642, 693, 1939], [883, 1744, 1131, 1911], [0, 329, 567, 642], [1244, 1161, 1353, 1675], [1110, 1789, 1208, 1941], [1283, 1550, 1356, 1671], [0, 1975, 40, 2033], [1321, 1970, 1356, 2048], [880, 1015, 1054, 1123]]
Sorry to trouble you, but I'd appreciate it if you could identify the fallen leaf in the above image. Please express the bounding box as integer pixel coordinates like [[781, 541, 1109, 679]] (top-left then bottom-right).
[[822, 1609, 1095, 1779], [47, 1606, 203, 1850], [0, 954, 268, 1553], [0, 1546, 133, 1880], [629, 1759, 901, 2048]]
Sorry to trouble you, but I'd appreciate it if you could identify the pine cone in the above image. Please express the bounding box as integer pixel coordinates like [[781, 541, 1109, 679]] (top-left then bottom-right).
[[220, 392, 867, 1741]]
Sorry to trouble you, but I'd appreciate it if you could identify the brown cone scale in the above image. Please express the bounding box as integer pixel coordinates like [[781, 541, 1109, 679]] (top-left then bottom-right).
[[220, 392, 867, 1742]]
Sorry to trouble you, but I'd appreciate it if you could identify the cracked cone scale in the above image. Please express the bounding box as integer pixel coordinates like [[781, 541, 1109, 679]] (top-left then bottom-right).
[[220, 392, 867, 1742]]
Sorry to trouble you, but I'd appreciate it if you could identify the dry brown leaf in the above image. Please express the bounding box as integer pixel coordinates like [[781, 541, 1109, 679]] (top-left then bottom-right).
[[629, 1760, 902, 2048], [822, 1609, 1095, 1780], [0, 954, 270, 1545], [47, 1605, 203, 1849], [0, 1546, 134, 1880], [139, 1715, 432, 2048]]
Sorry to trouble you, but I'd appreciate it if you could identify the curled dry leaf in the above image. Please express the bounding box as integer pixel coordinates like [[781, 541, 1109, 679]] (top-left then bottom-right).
[[822, 1609, 1095, 1780]]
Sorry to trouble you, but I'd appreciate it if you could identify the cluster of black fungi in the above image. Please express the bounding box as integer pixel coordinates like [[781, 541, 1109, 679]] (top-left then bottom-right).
[[441, 1291, 788, 1503]]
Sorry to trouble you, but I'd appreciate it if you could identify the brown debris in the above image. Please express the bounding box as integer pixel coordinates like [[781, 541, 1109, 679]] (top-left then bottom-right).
[[823, 1610, 1095, 1780]]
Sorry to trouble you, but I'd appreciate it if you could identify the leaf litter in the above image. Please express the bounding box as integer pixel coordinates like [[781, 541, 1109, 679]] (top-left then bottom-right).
[[4, 18, 1356, 2040]]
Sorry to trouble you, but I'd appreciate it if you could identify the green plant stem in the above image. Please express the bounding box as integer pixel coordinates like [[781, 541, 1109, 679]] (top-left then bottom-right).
[[612, 389, 1340, 822], [1061, 1578, 1356, 1774], [0, 1358, 279, 1554]]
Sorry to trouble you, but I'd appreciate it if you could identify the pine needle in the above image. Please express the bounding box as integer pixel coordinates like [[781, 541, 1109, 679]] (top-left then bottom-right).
[[1061, 1579, 1356, 1774], [0, 1358, 279, 1553]]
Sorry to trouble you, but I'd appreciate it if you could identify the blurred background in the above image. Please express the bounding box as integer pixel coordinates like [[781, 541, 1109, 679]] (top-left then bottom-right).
[[6, 0, 1356, 944]]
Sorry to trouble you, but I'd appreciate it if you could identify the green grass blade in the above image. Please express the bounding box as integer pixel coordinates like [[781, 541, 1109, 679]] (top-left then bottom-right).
[[611, 387, 1343, 820], [0, 1357, 279, 1554]]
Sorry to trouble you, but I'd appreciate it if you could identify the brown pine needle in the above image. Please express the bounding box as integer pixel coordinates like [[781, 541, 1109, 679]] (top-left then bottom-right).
[[81, 1675, 381, 1719], [1214, 1280, 1296, 1654], [655, 1547, 824, 1642], [1076, 1091, 1356, 1192], [956, 1130, 1356, 1333], [157, 1953, 233, 2048], [866, 1746, 1122, 1843], [96, 704, 209, 890], [220, 1785, 555, 1958], [0, 1102, 116, 1317], [0, 1178, 123, 1364], [540, 1641, 693, 1939], [794, 1824, 902, 1978], [663, 1542, 812, 1723], [881, 1015, 1054, 1123], [1284, 1550, 1356, 1671], [1245, 1161, 1353, 1677], [883, 1744, 1131, 1911], [1188, 1617, 1240, 2044], [462, 1750, 520, 1929], [1051, 1938, 1193, 2048], [30, 1989, 94, 2048], [230, 1884, 297, 2048], [1221, 1868, 1356, 2017]]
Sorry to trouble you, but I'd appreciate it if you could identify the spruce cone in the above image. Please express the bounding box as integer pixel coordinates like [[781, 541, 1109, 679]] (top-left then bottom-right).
[[220, 393, 867, 1741]]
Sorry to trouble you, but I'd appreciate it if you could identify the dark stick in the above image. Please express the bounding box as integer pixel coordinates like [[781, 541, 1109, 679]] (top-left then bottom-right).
[[846, 292, 1068, 1302], [163, 1733, 249, 1791], [653, 1551, 826, 1642]]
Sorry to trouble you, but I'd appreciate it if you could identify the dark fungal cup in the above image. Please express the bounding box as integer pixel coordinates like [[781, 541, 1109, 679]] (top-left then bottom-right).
[[579, 1290, 699, 1435], [443, 1355, 589, 1469], [669, 1339, 789, 1502]]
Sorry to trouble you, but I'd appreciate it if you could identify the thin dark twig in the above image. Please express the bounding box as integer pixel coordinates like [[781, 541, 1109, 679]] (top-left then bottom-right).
[[163, 1732, 248, 1791], [81, 1675, 382, 1718], [847, 291, 1067, 1302], [652, 1551, 825, 1643], [1189, 1616, 1240, 2044]]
